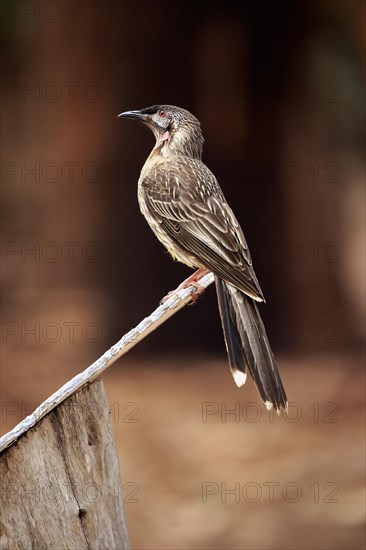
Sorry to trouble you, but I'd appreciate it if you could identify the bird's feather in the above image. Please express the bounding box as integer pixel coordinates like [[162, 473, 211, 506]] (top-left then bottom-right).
[[140, 160, 265, 302], [215, 277, 247, 385], [218, 280, 287, 411]]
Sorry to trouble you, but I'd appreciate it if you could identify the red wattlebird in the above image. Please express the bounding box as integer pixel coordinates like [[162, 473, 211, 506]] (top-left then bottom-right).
[[119, 105, 287, 412]]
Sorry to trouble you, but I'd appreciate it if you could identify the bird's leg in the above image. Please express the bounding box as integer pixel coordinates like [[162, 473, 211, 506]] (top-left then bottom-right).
[[178, 267, 210, 289], [160, 268, 210, 305]]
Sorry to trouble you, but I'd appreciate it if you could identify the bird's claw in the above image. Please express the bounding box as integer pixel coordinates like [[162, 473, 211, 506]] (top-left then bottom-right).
[[187, 282, 205, 305]]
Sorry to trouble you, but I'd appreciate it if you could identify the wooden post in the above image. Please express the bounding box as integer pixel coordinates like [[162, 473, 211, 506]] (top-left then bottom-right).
[[0, 379, 130, 549]]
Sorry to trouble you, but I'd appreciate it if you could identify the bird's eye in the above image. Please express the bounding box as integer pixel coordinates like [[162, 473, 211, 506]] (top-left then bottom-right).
[[159, 110, 167, 117]]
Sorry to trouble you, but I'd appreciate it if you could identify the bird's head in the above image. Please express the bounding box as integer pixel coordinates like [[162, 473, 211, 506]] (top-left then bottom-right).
[[118, 105, 204, 159]]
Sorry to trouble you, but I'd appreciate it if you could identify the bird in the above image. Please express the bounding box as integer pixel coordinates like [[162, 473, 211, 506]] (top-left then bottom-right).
[[118, 105, 287, 412]]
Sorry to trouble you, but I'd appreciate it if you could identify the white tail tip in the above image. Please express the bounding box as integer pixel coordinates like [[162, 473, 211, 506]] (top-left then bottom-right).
[[233, 369, 247, 387], [264, 401, 273, 411]]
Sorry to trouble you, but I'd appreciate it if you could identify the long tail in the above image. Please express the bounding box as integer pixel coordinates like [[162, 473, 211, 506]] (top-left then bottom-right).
[[215, 277, 287, 412]]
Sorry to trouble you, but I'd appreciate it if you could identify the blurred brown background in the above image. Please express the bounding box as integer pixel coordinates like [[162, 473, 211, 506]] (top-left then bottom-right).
[[1, 1, 365, 548]]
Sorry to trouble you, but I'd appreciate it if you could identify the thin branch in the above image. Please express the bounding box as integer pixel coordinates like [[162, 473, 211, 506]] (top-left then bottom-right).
[[0, 270, 214, 453]]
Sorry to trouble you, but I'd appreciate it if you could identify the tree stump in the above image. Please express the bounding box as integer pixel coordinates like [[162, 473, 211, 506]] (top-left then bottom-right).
[[0, 379, 130, 549]]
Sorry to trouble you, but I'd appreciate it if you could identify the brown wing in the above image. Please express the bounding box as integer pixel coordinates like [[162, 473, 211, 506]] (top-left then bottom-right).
[[140, 158, 265, 301]]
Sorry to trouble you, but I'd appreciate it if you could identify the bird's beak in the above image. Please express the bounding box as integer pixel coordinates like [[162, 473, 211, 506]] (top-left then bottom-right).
[[118, 110, 148, 121]]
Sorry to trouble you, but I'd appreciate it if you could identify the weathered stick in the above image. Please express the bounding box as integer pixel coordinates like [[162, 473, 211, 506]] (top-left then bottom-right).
[[0, 270, 214, 453]]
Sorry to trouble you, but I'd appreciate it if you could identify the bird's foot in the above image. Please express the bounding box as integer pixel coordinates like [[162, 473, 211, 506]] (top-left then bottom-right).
[[160, 282, 206, 306], [160, 268, 210, 305], [186, 281, 206, 305]]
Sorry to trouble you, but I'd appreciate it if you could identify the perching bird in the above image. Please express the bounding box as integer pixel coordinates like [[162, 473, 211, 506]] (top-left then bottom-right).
[[119, 105, 287, 412]]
